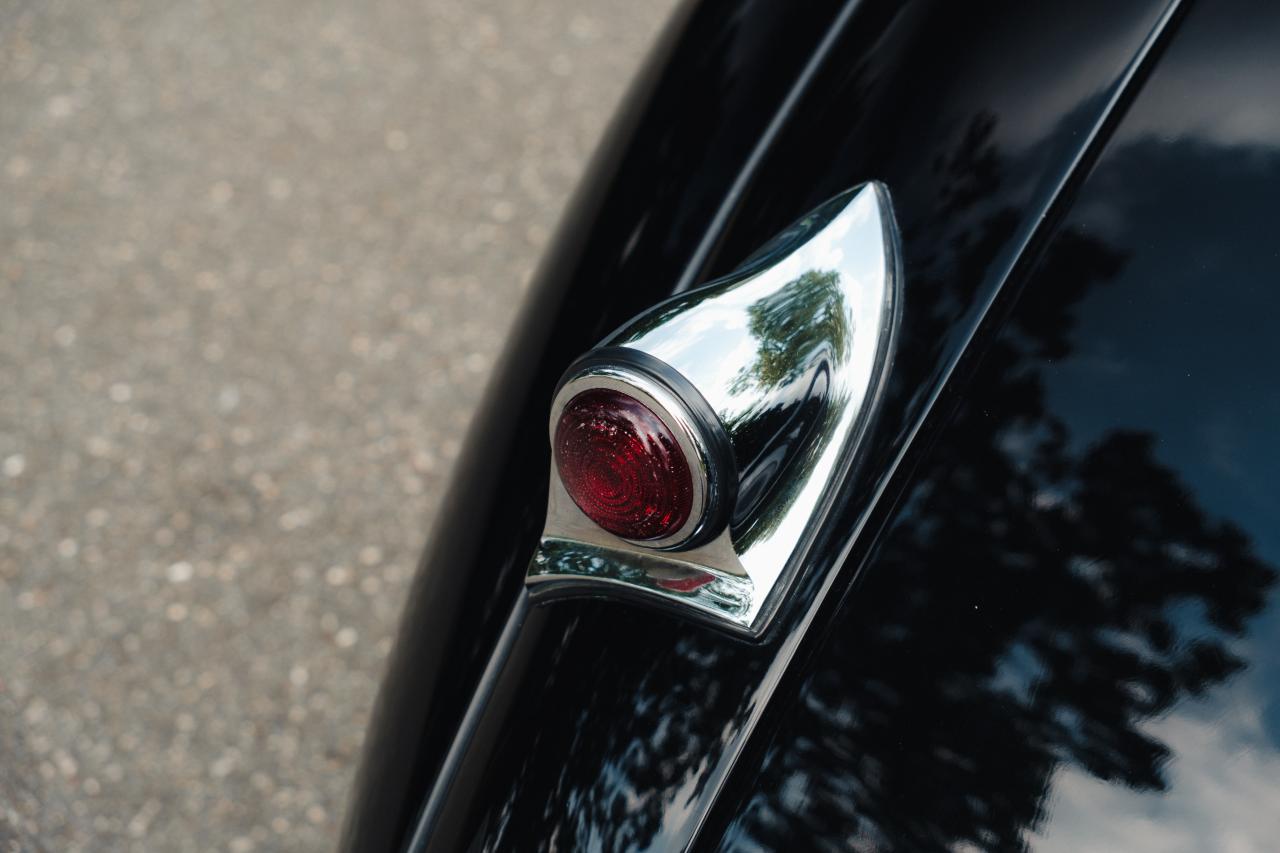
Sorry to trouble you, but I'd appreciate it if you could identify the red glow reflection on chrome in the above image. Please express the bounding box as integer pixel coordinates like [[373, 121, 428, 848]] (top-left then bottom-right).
[[654, 571, 716, 593], [554, 388, 694, 541]]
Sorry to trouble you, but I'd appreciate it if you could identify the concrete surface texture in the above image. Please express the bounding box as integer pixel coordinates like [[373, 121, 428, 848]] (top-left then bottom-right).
[[0, 0, 677, 849]]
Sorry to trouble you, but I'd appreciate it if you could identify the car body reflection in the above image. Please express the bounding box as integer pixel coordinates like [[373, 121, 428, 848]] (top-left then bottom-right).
[[718, 1, 1280, 847]]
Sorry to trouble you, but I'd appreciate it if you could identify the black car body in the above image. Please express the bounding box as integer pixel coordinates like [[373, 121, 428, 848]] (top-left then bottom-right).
[[344, 0, 1280, 849]]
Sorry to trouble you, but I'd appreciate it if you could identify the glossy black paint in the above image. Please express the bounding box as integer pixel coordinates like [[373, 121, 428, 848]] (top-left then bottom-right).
[[718, 0, 1280, 847], [344, 0, 1280, 850], [342, 1, 851, 848]]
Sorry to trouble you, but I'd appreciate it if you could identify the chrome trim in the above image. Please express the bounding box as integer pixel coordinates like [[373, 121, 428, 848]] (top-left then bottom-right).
[[527, 182, 902, 636]]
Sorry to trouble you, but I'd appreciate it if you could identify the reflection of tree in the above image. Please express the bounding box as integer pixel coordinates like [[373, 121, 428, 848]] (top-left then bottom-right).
[[726, 268, 848, 543], [478, 614, 760, 852], [470, 111, 1274, 853], [731, 269, 849, 394], [720, 196, 1277, 850]]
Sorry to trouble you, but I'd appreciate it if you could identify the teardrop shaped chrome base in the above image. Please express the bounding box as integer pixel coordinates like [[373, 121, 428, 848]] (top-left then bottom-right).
[[527, 182, 902, 637]]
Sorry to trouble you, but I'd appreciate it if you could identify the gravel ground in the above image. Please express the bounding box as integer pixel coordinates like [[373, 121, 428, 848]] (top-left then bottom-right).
[[0, 1, 676, 849]]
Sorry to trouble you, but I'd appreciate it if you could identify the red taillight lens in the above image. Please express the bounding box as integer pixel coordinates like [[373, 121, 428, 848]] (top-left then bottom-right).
[[554, 388, 694, 541]]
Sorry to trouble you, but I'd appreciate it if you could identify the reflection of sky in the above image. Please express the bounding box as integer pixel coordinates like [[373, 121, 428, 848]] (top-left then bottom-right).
[[629, 190, 879, 424], [936, 1, 1168, 153], [1033, 694, 1280, 852], [1029, 7, 1280, 844], [1045, 134, 1280, 562]]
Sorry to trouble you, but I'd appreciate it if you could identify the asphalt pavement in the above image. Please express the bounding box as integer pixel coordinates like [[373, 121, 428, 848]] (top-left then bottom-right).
[[0, 1, 676, 849]]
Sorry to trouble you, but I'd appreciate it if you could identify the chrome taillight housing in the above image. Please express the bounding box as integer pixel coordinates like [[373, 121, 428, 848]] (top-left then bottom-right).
[[528, 182, 902, 636]]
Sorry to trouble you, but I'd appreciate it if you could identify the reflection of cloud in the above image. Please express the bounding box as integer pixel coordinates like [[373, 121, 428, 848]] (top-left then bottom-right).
[[988, 4, 1280, 154], [1073, 347, 1133, 377], [1108, 3, 1280, 149], [1124, 52, 1280, 148], [1032, 680, 1280, 853], [1202, 416, 1250, 484], [950, 4, 1166, 153]]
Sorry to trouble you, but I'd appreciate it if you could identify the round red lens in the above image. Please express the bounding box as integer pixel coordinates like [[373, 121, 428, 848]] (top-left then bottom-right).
[[554, 388, 695, 541]]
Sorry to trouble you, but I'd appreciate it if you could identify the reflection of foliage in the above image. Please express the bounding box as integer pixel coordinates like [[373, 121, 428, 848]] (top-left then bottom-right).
[[478, 612, 760, 852], [469, 110, 1275, 853], [732, 269, 848, 394], [720, 181, 1277, 850], [727, 425, 1274, 851]]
